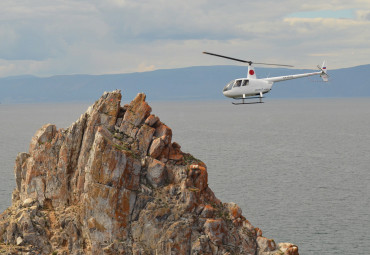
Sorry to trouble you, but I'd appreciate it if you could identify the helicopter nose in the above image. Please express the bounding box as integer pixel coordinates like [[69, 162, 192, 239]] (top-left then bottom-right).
[[222, 90, 232, 98]]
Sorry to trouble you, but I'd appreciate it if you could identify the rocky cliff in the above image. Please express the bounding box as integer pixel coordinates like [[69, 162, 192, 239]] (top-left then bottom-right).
[[0, 90, 299, 255]]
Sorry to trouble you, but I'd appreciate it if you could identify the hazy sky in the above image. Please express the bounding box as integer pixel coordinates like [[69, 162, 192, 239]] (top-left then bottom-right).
[[1, 0, 369, 77]]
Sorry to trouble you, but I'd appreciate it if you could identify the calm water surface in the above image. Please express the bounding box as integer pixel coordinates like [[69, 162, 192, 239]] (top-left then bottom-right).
[[1, 98, 369, 254]]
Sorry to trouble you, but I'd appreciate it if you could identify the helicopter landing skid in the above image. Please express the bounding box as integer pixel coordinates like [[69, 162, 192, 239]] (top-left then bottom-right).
[[232, 95, 264, 105], [232, 101, 264, 105]]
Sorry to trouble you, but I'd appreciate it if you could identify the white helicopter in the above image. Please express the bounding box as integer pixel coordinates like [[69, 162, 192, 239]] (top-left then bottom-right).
[[203, 52, 329, 104]]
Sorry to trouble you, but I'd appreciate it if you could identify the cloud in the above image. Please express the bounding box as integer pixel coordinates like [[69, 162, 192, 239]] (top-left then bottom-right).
[[287, 9, 356, 19], [308, 53, 340, 57], [357, 9, 370, 20], [0, 0, 369, 77]]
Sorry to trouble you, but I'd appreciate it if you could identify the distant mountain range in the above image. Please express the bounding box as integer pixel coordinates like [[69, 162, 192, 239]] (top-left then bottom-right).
[[0, 64, 369, 104]]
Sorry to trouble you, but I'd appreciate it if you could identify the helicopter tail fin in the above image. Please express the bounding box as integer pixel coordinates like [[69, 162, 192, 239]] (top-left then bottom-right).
[[247, 65, 257, 79], [318, 61, 329, 82]]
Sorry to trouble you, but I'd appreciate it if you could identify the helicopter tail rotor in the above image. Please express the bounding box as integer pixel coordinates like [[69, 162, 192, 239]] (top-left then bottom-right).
[[317, 61, 329, 82]]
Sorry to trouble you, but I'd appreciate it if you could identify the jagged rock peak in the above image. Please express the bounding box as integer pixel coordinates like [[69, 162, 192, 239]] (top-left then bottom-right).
[[0, 90, 299, 255]]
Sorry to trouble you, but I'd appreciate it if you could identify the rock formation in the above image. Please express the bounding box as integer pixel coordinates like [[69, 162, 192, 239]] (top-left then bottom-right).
[[0, 90, 299, 255]]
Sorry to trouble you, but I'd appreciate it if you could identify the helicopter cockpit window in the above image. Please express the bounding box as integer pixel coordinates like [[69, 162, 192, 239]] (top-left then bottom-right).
[[223, 80, 235, 91], [233, 80, 242, 87], [241, 79, 249, 86]]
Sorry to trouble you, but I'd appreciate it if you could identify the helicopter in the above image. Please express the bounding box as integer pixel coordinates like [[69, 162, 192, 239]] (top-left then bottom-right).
[[203, 51, 329, 104]]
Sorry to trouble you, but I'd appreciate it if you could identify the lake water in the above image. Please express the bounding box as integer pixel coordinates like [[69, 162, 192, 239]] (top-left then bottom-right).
[[1, 98, 370, 254]]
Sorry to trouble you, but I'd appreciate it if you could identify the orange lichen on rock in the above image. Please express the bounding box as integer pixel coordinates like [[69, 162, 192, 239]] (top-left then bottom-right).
[[204, 218, 227, 245], [188, 162, 208, 192], [279, 243, 300, 255]]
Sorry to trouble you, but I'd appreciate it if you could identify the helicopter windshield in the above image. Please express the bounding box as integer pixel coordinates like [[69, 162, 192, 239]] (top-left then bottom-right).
[[223, 80, 235, 91]]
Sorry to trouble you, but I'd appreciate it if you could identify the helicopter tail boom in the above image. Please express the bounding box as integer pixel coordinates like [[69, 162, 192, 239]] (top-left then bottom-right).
[[264, 61, 329, 83]]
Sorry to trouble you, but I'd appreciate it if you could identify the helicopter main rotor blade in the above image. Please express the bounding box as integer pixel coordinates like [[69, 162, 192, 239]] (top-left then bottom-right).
[[203, 52, 252, 64], [253, 62, 294, 67], [203, 51, 294, 67]]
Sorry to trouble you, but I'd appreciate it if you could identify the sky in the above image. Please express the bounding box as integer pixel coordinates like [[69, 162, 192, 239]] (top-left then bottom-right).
[[0, 0, 369, 77]]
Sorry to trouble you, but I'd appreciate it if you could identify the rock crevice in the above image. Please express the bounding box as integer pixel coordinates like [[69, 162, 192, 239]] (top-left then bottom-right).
[[0, 90, 299, 255]]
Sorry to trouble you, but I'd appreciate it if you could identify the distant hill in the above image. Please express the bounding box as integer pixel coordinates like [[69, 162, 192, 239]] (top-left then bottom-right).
[[0, 64, 369, 104]]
